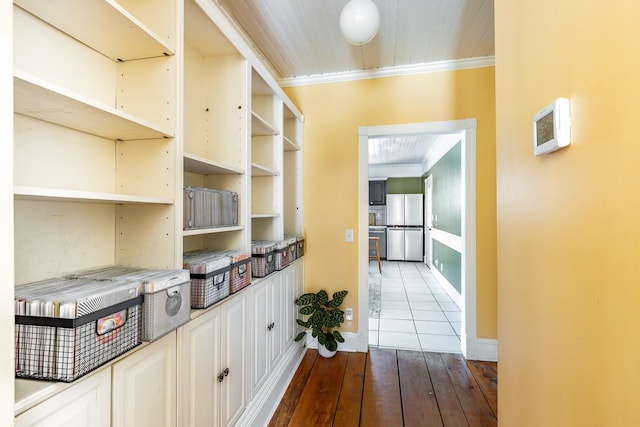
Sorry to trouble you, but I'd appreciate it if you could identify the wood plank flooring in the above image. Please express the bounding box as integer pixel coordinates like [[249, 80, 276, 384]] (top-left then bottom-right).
[[269, 348, 497, 427]]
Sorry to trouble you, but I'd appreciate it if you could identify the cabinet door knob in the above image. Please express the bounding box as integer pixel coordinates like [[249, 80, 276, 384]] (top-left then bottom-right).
[[217, 372, 225, 382], [223, 368, 230, 376]]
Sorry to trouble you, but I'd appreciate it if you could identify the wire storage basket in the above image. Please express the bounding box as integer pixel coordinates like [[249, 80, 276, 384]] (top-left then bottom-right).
[[183, 252, 231, 309], [14, 278, 142, 382], [251, 241, 276, 278]]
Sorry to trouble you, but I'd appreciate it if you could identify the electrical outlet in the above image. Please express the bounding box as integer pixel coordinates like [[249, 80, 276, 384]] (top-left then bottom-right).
[[345, 307, 353, 321], [345, 228, 354, 242]]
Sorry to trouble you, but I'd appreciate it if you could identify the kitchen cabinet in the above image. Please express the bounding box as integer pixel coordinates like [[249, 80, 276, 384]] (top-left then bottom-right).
[[112, 332, 177, 427], [369, 180, 386, 205], [178, 292, 249, 427], [15, 368, 111, 427]]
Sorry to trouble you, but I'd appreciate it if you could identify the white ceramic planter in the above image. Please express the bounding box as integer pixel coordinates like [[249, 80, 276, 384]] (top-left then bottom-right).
[[318, 345, 337, 358]]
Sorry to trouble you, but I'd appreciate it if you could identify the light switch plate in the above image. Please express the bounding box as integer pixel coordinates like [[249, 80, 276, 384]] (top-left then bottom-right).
[[345, 229, 354, 242], [345, 307, 353, 321]]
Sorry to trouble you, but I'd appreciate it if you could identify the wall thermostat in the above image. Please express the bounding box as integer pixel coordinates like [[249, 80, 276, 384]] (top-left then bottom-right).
[[532, 98, 571, 156]]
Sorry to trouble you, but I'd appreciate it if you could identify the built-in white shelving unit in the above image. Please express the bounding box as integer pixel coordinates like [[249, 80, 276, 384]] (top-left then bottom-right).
[[10, 0, 305, 424]]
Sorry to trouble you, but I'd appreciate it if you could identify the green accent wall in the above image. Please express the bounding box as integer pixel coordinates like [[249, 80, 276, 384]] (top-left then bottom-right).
[[426, 142, 461, 236], [433, 240, 462, 293], [385, 177, 422, 194]]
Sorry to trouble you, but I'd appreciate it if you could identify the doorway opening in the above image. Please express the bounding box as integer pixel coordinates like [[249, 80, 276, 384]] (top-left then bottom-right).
[[357, 119, 478, 358]]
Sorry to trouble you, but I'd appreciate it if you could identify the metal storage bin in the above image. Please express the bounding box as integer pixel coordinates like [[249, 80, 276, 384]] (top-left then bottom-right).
[[66, 267, 191, 342], [14, 278, 142, 382], [296, 235, 305, 258], [183, 186, 238, 230], [251, 241, 276, 278], [274, 240, 291, 271], [183, 252, 231, 308], [284, 235, 297, 262], [218, 250, 252, 293]]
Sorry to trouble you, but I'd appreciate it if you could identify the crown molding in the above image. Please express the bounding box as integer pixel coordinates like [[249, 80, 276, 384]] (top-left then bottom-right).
[[279, 56, 495, 88]]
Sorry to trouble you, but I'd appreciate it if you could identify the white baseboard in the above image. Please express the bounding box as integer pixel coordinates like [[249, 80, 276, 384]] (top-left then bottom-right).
[[462, 336, 498, 362], [305, 331, 361, 352], [236, 344, 306, 427], [431, 266, 463, 308]]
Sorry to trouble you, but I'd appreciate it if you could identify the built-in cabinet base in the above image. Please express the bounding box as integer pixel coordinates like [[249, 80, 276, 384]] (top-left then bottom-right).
[[15, 260, 305, 427]]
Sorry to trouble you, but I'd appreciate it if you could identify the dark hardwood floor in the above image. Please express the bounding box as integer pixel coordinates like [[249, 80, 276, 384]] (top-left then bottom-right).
[[269, 348, 497, 427]]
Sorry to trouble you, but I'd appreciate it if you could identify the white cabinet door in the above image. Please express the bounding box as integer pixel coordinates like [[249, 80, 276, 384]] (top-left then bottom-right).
[[112, 332, 177, 427], [219, 293, 249, 427], [268, 273, 283, 370], [15, 368, 111, 427], [294, 259, 305, 337], [177, 308, 221, 427], [250, 279, 270, 395], [282, 265, 296, 348]]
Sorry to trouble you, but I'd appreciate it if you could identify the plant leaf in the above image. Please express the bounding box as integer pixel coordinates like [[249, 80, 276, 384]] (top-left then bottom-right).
[[325, 298, 341, 308], [317, 332, 327, 345], [325, 339, 338, 352], [295, 293, 316, 306], [294, 331, 307, 342], [333, 290, 348, 299], [317, 290, 328, 305], [299, 306, 315, 315], [333, 331, 345, 343], [296, 319, 309, 327]]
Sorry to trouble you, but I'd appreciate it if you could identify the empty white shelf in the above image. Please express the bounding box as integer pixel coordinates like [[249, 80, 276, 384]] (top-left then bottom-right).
[[183, 225, 245, 237], [14, 71, 174, 140], [183, 153, 244, 175], [251, 213, 280, 219], [14, 0, 174, 61], [283, 135, 300, 151], [251, 162, 279, 177], [14, 186, 173, 205], [251, 112, 279, 136]]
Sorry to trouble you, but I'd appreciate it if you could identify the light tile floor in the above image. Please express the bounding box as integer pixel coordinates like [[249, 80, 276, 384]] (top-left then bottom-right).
[[369, 260, 462, 353]]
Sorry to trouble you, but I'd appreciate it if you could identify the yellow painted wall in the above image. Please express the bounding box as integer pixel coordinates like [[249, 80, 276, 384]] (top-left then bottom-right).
[[284, 67, 497, 338], [496, 1, 640, 425]]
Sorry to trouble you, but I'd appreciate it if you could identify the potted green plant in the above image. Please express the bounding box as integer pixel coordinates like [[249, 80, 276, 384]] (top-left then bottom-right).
[[294, 289, 349, 358]]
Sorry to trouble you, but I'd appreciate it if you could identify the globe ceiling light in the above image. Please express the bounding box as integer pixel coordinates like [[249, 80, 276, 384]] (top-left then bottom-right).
[[339, 0, 380, 46]]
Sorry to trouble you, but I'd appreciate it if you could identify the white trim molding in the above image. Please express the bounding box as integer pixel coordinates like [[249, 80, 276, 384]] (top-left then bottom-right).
[[462, 337, 498, 362], [304, 332, 360, 353], [431, 266, 463, 309], [280, 56, 495, 87], [236, 344, 306, 427], [358, 119, 497, 363]]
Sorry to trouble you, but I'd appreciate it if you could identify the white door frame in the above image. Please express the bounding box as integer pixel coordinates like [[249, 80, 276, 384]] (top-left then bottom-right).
[[358, 119, 490, 360], [424, 175, 433, 268]]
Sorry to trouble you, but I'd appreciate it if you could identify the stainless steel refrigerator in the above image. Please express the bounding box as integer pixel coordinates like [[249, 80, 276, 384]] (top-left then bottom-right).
[[386, 194, 423, 261]]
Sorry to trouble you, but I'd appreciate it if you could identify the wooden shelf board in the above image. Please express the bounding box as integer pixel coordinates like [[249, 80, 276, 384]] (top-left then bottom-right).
[[251, 162, 279, 177], [14, 72, 173, 140], [283, 135, 300, 151], [14, 186, 173, 205], [183, 225, 245, 237], [251, 213, 280, 219], [184, 153, 244, 175], [15, 0, 174, 61], [251, 112, 279, 136]]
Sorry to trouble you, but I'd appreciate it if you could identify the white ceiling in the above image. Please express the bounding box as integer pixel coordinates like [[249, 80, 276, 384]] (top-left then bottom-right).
[[215, 0, 495, 82], [214, 0, 493, 167]]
